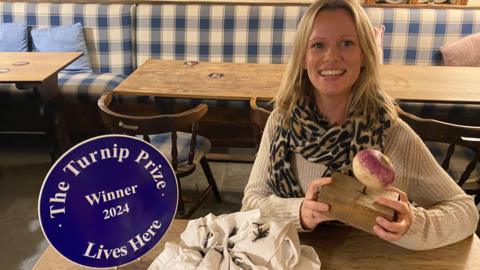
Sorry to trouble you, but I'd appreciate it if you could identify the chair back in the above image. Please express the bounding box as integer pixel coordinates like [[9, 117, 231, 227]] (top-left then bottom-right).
[[98, 92, 208, 171], [397, 107, 480, 204], [250, 97, 272, 149], [98, 93, 207, 135]]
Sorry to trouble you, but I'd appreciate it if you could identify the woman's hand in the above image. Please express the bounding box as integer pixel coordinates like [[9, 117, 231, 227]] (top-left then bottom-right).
[[300, 177, 334, 230], [373, 186, 412, 241]]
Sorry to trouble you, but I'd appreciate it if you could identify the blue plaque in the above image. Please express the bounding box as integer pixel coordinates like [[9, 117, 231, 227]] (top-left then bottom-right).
[[38, 135, 178, 268]]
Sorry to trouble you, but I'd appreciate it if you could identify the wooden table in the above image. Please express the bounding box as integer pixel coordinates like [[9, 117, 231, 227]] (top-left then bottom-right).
[[33, 219, 480, 269], [113, 59, 284, 101], [114, 59, 480, 104], [0, 52, 82, 157]]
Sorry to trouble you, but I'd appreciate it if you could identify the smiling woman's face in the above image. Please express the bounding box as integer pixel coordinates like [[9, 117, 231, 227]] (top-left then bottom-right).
[[304, 9, 364, 103]]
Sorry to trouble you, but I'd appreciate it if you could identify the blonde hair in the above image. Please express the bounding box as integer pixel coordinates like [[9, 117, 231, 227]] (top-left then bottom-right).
[[274, 0, 397, 121]]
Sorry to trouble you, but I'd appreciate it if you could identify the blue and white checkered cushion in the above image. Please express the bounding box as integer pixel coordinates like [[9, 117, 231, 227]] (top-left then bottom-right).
[[0, 72, 126, 102], [0, 2, 135, 74], [58, 73, 126, 102], [147, 132, 211, 165]]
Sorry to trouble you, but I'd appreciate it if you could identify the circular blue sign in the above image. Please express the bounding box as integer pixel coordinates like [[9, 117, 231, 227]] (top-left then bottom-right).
[[38, 135, 178, 268]]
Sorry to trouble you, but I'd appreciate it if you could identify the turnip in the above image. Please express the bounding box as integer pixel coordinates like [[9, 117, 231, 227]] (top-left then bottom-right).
[[352, 149, 395, 190]]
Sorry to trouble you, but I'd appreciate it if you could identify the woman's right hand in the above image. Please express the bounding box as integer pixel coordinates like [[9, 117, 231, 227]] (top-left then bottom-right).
[[300, 177, 334, 230]]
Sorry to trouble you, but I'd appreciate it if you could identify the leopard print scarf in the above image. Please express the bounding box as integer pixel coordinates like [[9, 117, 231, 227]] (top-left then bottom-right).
[[268, 97, 391, 198]]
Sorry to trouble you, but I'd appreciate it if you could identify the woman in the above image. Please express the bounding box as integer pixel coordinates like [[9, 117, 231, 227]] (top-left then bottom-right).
[[242, 0, 478, 250]]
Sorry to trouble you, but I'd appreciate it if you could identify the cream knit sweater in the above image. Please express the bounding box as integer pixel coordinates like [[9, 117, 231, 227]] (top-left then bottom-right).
[[242, 110, 479, 250]]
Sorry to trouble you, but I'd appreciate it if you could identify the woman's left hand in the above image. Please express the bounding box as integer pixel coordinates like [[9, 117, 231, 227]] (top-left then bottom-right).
[[373, 186, 412, 241]]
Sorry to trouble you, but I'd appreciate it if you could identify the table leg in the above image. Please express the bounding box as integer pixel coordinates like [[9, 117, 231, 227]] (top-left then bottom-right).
[[36, 74, 71, 160]]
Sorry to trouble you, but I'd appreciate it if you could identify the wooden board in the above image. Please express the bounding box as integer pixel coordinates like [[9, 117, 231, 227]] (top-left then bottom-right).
[[317, 172, 399, 235]]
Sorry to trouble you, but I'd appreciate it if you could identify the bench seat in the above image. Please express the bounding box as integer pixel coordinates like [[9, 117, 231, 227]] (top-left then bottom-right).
[[0, 72, 126, 102]]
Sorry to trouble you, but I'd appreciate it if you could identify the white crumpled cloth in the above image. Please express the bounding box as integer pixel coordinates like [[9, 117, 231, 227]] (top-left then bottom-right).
[[149, 209, 320, 270]]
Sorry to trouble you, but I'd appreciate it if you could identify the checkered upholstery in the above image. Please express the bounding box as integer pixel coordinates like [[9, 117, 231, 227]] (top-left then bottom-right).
[[136, 5, 480, 67], [0, 72, 126, 102], [58, 72, 127, 102], [365, 7, 480, 66], [135, 4, 307, 66], [0, 2, 135, 74], [0, 2, 134, 102]]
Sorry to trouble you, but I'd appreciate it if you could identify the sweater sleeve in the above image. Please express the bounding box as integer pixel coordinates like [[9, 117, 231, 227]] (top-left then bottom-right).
[[241, 111, 305, 230], [385, 119, 479, 250]]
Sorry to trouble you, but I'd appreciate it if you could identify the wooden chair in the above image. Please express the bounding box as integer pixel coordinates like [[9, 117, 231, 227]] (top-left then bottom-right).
[[98, 93, 221, 218], [397, 107, 480, 206], [249, 97, 272, 150]]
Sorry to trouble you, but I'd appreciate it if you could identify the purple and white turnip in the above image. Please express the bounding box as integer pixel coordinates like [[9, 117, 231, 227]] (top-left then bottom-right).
[[352, 149, 395, 190]]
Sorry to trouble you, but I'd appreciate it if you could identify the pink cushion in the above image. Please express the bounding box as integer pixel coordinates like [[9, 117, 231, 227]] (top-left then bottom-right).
[[373, 25, 385, 64], [440, 33, 480, 67]]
